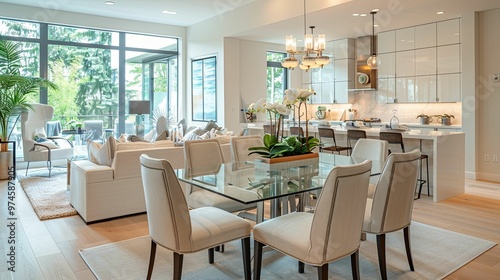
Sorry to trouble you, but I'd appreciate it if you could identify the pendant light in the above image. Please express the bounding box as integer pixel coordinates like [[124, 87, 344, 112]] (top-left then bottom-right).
[[366, 11, 380, 69]]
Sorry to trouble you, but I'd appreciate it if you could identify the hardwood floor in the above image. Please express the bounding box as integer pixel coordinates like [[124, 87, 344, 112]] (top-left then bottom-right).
[[1, 178, 499, 279]]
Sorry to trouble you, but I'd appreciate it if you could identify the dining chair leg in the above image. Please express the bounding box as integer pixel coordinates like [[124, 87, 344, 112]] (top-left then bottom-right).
[[298, 261, 304, 273], [208, 248, 214, 264], [350, 250, 360, 280], [253, 241, 264, 280], [146, 240, 157, 280], [376, 234, 388, 280], [241, 237, 251, 280], [404, 226, 415, 271], [317, 263, 328, 280], [173, 252, 184, 280]]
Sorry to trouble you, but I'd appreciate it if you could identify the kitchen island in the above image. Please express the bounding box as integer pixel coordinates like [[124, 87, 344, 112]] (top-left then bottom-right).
[[248, 124, 465, 202]]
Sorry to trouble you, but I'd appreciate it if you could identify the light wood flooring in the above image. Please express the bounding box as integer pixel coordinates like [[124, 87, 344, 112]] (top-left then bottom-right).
[[0, 177, 499, 279]]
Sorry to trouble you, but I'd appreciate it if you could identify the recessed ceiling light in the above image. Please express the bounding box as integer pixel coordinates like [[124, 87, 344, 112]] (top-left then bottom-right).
[[353, 13, 359, 16], [437, 11, 445, 15], [374, 24, 379, 27], [360, 13, 367, 17], [371, 9, 379, 12], [105, 1, 114, 5], [162, 10, 178, 15]]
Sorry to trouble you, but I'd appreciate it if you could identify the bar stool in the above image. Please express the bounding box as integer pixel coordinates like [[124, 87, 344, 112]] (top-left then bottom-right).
[[379, 131, 429, 199], [317, 127, 352, 155], [289, 126, 304, 137], [346, 129, 367, 151], [263, 125, 275, 135]]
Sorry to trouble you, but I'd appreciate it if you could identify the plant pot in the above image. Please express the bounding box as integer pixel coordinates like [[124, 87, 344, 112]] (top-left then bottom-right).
[[255, 153, 319, 170], [419, 116, 432, 125], [437, 116, 452, 126], [0, 151, 14, 180]]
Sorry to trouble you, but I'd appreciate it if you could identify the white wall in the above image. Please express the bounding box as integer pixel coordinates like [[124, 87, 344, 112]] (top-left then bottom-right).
[[477, 8, 500, 182]]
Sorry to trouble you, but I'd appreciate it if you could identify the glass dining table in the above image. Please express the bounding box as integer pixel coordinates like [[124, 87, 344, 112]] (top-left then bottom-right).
[[176, 153, 382, 223]]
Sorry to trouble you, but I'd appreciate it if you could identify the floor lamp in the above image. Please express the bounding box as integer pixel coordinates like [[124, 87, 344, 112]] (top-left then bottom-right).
[[129, 100, 150, 136]]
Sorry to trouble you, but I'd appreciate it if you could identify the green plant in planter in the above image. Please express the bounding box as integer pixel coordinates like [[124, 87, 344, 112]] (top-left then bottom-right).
[[248, 134, 319, 158], [67, 120, 83, 130], [0, 40, 57, 152]]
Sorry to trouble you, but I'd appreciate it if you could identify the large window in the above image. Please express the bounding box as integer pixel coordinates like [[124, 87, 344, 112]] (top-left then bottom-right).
[[0, 18, 179, 137], [266, 52, 288, 103], [192, 56, 216, 122]]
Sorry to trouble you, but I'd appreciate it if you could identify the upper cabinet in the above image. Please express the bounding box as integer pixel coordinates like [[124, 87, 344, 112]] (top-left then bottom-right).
[[377, 18, 461, 103], [306, 38, 355, 104]]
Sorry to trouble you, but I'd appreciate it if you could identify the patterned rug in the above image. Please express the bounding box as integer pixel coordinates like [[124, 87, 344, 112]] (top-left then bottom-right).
[[80, 222, 496, 280], [18, 168, 77, 220]]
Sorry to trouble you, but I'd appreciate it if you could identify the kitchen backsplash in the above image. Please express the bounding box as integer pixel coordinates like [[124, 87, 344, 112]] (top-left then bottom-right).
[[306, 91, 462, 125]]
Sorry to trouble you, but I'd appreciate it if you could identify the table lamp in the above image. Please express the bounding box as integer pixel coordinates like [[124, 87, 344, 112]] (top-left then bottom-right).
[[129, 100, 150, 136]]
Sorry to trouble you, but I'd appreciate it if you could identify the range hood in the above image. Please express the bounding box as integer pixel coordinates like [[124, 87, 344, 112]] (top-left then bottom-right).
[[349, 35, 377, 91]]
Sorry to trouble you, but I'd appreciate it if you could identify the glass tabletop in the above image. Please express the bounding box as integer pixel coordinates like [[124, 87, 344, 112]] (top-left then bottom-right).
[[176, 153, 382, 205]]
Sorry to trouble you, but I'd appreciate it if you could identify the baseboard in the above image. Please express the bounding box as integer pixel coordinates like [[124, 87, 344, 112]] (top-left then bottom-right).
[[476, 172, 500, 183], [465, 171, 477, 180]]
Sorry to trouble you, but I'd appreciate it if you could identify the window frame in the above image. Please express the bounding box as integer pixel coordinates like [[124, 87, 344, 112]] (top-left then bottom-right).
[[191, 56, 217, 122]]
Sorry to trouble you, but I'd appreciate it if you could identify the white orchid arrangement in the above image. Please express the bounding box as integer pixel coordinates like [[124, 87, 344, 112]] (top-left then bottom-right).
[[247, 89, 319, 158], [283, 88, 315, 138]]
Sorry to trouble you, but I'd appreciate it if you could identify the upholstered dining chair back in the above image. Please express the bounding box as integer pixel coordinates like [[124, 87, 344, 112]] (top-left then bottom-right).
[[263, 124, 275, 135], [230, 135, 263, 163], [309, 160, 372, 263], [140, 155, 192, 252], [351, 138, 389, 163], [184, 138, 224, 177], [365, 149, 421, 234]]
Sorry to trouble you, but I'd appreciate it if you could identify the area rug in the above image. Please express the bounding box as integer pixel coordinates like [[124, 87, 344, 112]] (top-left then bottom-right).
[[18, 168, 77, 220], [80, 222, 495, 280]]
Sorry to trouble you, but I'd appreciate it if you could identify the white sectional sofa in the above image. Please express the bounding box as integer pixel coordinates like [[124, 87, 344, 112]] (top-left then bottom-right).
[[69, 140, 231, 223]]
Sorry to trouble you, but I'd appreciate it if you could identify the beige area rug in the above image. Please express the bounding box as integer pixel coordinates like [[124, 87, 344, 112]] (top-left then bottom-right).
[[18, 168, 77, 220], [80, 222, 495, 280]]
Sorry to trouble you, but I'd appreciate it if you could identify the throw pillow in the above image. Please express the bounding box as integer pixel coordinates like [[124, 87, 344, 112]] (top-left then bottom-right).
[[181, 129, 202, 142], [33, 127, 47, 139], [127, 134, 149, 142], [34, 141, 60, 151], [117, 133, 128, 142], [155, 130, 168, 141], [143, 129, 155, 142], [204, 120, 219, 131], [88, 138, 114, 166]]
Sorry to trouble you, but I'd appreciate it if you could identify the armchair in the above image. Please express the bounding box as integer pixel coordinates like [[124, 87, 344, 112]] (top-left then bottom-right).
[[20, 104, 73, 176]]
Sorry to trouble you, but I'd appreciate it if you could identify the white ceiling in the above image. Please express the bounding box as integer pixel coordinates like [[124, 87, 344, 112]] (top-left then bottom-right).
[[1, 0, 500, 44]]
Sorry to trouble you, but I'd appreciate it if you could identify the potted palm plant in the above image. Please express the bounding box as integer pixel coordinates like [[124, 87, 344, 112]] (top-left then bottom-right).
[[0, 40, 57, 179]]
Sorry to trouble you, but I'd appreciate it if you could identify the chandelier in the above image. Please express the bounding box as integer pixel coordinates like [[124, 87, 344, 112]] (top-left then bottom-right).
[[281, 0, 330, 72], [366, 11, 381, 69]]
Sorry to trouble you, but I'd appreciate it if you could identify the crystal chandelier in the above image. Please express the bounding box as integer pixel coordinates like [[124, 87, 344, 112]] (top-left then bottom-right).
[[281, 0, 330, 72], [366, 11, 381, 69]]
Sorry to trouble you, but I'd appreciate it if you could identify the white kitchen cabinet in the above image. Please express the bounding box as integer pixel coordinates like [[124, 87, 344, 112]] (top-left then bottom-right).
[[396, 27, 415, 51], [437, 19, 460, 46], [334, 59, 352, 81], [437, 73, 460, 102], [415, 75, 436, 102], [415, 48, 436, 76], [415, 23, 436, 48], [396, 50, 415, 77], [437, 44, 460, 74], [334, 81, 353, 104], [378, 30, 395, 53], [377, 78, 396, 103], [332, 38, 355, 60], [396, 77, 416, 103], [378, 52, 395, 78]]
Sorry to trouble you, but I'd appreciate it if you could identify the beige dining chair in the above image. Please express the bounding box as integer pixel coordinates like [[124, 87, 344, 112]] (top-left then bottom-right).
[[363, 149, 421, 280], [351, 138, 388, 187], [184, 138, 257, 213], [140, 155, 251, 280], [230, 135, 263, 165], [253, 160, 372, 280]]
